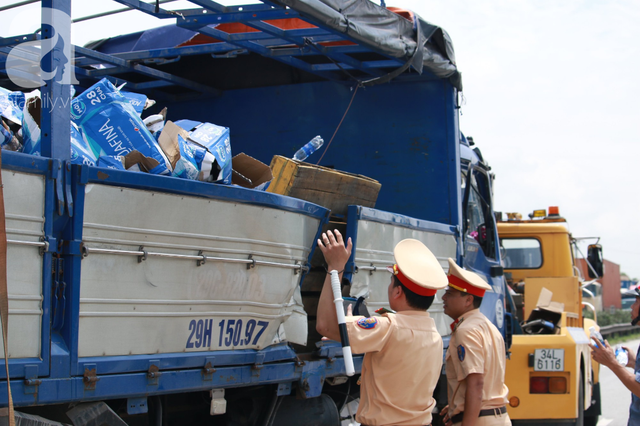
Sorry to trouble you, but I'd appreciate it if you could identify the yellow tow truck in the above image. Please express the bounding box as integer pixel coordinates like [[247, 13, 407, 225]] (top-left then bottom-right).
[[499, 207, 602, 426]]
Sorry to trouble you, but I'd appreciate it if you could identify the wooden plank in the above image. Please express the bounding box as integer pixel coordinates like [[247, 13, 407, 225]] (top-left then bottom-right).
[[268, 155, 380, 216], [268, 155, 300, 195]]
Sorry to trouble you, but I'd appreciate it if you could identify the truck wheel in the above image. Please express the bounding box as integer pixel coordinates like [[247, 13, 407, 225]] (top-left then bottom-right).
[[584, 414, 598, 426], [584, 374, 600, 426], [271, 394, 339, 425], [576, 373, 584, 426]]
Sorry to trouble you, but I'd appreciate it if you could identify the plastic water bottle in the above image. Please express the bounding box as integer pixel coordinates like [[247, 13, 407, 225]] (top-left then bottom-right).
[[293, 135, 324, 161], [589, 326, 605, 347], [615, 345, 629, 366]]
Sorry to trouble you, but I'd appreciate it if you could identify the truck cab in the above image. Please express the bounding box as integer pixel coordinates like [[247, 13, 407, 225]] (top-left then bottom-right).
[[460, 137, 507, 338], [499, 207, 601, 426]]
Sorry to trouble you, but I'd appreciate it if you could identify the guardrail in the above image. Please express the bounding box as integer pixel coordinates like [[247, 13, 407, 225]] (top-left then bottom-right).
[[600, 323, 639, 339]]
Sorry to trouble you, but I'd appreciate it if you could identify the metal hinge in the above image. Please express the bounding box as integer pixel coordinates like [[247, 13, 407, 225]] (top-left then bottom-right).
[[147, 362, 161, 386], [23, 365, 40, 395], [202, 357, 216, 381], [51, 160, 74, 217], [252, 352, 265, 377], [83, 367, 99, 390], [51, 256, 67, 331]]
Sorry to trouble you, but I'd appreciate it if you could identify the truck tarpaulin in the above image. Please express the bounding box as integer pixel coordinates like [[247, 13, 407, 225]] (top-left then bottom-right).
[[269, 0, 461, 89]]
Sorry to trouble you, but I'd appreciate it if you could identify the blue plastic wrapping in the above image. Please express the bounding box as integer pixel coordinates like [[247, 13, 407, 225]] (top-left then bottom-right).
[[172, 134, 201, 180], [174, 119, 201, 132], [97, 155, 126, 170], [0, 126, 13, 149], [0, 88, 24, 126], [188, 122, 232, 184], [121, 91, 148, 115], [71, 78, 171, 175], [70, 122, 97, 166]]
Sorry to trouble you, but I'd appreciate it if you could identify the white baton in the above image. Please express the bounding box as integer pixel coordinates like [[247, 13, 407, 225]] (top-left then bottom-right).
[[330, 270, 355, 376]]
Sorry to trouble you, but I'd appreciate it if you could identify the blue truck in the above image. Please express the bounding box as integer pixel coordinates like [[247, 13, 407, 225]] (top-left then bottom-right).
[[0, 1, 510, 424]]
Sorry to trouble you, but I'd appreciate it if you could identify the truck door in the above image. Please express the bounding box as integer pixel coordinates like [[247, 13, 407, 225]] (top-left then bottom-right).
[[461, 165, 507, 335]]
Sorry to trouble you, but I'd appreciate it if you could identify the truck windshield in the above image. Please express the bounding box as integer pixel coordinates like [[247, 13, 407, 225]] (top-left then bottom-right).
[[501, 238, 542, 269]]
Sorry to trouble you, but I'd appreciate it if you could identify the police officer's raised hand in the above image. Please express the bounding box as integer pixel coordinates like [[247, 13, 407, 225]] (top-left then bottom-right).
[[317, 230, 352, 272]]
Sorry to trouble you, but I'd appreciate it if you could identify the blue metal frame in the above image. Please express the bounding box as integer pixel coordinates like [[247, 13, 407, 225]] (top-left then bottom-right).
[[0, 1, 439, 96], [0, 344, 363, 406], [348, 205, 458, 234], [73, 42, 249, 67], [176, 11, 389, 80], [0, 34, 39, 49], [74, 46, 222, 96], [40, 0, 71, 161]]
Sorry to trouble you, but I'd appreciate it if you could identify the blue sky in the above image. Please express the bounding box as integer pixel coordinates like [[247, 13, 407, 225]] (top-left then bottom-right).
[[3, 0, 639, 280]]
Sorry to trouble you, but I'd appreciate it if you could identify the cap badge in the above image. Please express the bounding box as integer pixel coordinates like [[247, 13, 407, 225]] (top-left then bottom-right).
[[357, 317, 378, 330]]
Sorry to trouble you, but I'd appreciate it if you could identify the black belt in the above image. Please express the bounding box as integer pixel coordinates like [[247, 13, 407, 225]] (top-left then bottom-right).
[[450, 406, 507, 424]]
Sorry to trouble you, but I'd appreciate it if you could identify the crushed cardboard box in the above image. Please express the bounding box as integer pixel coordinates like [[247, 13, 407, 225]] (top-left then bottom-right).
[[158, 120, 189, 171], [525, 287, 564, 329], [535, 287, 565, 314], [231, 153, 272, 190]]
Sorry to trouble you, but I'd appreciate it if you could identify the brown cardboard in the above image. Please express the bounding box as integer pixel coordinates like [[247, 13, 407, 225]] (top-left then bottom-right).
[[232, 153, 272, 189], [157, 120, 189, 170], [26, 96, 41, 127], [535, 287, 565, 314], [124, 151, 159, 173]]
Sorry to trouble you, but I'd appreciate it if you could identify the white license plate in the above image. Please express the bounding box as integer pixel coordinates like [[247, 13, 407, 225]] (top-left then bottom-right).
[[534, 349, 564, 371]]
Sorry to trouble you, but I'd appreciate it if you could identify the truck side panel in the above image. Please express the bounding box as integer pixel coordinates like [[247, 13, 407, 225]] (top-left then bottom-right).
[[2, 170, 45, 360], [1, 154, 54, 381], [345, 206, 457, 335]]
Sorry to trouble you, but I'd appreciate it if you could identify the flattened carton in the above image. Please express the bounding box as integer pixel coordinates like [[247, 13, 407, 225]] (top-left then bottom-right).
[[267, 155, 381, 216]]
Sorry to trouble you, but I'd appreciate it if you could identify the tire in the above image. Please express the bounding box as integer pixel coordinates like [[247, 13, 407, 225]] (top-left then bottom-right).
[[576, 373, 584, 426], [584, 414, 599, 426], [584, 374, 601, 426]]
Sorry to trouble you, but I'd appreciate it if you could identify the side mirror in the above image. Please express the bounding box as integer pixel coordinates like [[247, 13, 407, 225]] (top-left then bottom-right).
[[587, 244, 604, 279]]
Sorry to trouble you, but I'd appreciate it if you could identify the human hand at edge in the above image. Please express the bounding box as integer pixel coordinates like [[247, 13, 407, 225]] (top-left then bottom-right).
[[590, 339, 617, 369], [317, 229, 352, 272], [440, 405, 452, 426]]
